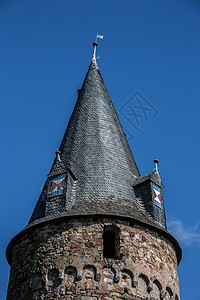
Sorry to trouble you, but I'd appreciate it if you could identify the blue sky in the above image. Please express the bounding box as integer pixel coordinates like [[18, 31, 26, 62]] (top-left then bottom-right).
[[1, 0, 200, 299]]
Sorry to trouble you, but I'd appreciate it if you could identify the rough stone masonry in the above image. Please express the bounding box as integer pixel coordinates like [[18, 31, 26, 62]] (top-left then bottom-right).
[[7, 217, 180, 300]]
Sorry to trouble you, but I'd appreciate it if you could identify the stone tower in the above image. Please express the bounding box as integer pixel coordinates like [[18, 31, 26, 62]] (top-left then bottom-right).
[[6, 42, 182, 300]]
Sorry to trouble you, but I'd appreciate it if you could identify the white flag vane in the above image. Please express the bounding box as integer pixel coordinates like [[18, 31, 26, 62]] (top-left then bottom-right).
[[96, 33, 104, 42], [93, 33, 104, 60]]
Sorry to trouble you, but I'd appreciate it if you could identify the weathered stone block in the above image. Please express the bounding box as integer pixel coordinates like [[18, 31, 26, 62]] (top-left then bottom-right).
[[6, 217, 180, 300]]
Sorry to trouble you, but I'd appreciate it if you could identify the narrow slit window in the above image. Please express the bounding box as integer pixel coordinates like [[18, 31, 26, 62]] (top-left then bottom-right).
[[103, 225, 120, 259]]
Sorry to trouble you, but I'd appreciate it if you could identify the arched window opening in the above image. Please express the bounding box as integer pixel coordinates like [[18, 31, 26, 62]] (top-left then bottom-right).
[[103, 225, 120, 259]]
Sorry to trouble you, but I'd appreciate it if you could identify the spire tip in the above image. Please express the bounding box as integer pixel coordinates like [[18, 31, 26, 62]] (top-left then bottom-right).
[[56, 149, 61, 162], [92, 33, 104, 60], [154, 158, 159, 172], [92, 42, 98, 60]]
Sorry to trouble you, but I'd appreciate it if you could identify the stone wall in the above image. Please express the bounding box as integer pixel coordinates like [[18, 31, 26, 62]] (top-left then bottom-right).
[[7, 217, 180, 300]]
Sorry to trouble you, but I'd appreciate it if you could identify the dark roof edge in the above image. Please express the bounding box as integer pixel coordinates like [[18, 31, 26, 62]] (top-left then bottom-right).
[[6, 214, 182, 266]]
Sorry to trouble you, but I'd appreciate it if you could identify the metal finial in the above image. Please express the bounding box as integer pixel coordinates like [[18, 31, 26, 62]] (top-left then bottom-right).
[[92, 33, 104, 60], [56, 149, 61, 162], [154, 158, 159, 172], [92, 41, 98, 60]]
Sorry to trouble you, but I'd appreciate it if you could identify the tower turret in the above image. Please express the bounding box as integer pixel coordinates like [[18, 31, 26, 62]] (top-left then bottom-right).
[[134, 159, 166, 228], [6, 42, 182, 300]]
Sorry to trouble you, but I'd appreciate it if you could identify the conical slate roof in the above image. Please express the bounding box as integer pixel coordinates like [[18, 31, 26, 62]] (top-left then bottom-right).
[[6, 48, 182, 265], [29, 57, 147, 224], [27, 51, 169, 235]]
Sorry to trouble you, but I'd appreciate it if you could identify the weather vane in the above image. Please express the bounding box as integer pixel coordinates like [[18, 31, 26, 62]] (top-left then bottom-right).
[[95, 33, 104, 43], [93, 33, 104, 60]]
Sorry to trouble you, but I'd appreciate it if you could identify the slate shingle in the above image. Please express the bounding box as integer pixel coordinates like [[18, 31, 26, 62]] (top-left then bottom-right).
[[28, 57, 167, 232]]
